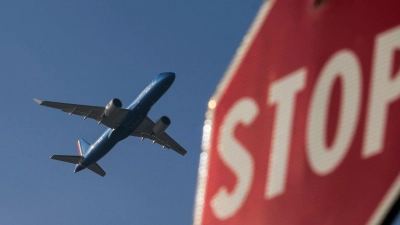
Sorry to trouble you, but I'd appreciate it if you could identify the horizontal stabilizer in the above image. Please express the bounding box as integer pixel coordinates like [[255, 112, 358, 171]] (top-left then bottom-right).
[[88, 163, 106, 177], [50, 155, 82, 164]]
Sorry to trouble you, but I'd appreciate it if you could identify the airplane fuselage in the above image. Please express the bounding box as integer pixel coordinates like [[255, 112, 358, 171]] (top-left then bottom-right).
[[75, 72, 176, 172]]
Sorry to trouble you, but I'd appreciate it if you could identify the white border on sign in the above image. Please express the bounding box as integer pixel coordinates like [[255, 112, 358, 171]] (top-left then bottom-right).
[[368, 173, 400, 224], [192, 0, 276, 224]]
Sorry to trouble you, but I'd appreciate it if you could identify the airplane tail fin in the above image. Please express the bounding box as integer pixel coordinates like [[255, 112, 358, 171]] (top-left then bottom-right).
[[77, 138, 91, 156]]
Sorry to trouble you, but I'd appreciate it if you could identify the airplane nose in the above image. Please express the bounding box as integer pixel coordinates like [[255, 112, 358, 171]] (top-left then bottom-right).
[[159, 72, 175, 83]]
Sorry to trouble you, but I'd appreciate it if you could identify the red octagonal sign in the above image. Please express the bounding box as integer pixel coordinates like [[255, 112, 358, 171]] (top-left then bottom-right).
[[194, 0, 400, 224]]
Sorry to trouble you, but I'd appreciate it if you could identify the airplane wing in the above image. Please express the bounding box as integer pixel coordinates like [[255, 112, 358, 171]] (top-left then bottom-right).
[[34, 99, 129, 129], [131, 116, 187, 156]]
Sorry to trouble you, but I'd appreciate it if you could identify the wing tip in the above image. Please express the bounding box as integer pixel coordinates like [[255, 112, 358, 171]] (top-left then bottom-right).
[[33, 98, 43, 105], [175, 147, 187, 156]]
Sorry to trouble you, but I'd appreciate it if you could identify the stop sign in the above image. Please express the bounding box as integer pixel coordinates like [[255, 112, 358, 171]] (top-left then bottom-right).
[[194, 0, 400, 224]]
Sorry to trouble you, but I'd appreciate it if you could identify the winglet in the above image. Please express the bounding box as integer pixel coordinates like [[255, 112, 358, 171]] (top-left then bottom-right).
[[33, 98, 43, 105]]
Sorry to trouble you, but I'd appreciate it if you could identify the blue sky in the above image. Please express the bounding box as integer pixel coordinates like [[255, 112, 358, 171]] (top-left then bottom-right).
[[0, 1, 261, 224], [1, 1, 399, 225]]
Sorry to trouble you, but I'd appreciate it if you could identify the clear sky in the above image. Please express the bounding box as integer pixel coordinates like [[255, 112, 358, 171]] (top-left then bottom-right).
[[0, 1, 261, 224]]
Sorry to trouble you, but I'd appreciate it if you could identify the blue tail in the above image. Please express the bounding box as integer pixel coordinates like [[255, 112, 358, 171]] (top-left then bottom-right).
[[77, 138, 91, 156]]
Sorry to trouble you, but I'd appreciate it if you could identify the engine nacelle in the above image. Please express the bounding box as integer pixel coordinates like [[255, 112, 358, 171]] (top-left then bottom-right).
[[103, 98, 122, 117], [152, 116, 171, 135]]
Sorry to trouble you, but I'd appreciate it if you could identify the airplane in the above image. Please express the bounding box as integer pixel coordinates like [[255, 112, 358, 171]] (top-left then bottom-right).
[[34, 72, 187, 177]]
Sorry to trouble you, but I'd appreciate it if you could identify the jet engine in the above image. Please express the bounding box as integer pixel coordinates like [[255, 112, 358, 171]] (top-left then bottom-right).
[[103, 98, 122, 117], [152, 116, 171, 135]]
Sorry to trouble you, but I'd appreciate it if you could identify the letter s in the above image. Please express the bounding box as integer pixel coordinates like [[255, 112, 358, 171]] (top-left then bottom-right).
[[210, 98, 258, 220]]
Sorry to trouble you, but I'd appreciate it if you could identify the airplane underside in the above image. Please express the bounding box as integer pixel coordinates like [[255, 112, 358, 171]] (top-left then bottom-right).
[[35, 72, 187, 177]]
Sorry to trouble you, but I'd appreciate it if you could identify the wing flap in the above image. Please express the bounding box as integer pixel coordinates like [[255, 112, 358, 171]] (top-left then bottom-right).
[[34, 99, 129, 129], [155, 132, 187, 155], [131, 116, 187, 156]]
